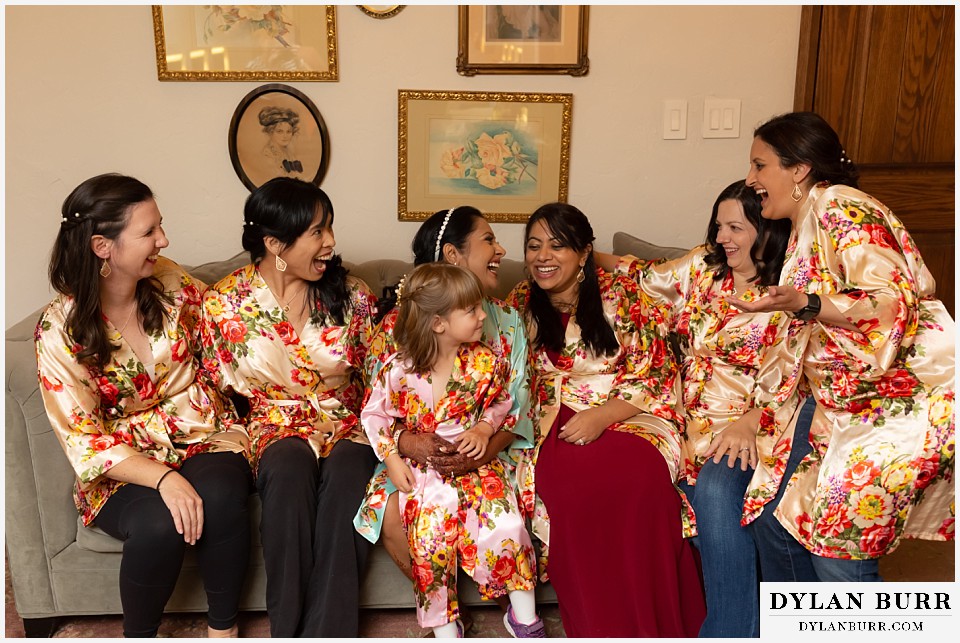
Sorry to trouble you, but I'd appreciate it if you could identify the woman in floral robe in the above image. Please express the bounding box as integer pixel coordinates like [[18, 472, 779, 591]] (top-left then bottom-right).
[[507, 203, 705, 637], [734, 111, 955, 581], [354, 207, 535, 589], [607, 180, 793, 637], [198, 178, 378, 637], [36, 174, 251, 638]]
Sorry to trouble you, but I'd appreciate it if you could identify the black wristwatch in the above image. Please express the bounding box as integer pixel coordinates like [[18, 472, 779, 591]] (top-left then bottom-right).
[[794, 294, 821, 321]]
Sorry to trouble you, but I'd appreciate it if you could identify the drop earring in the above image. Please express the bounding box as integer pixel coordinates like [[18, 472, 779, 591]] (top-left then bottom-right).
[[791, 183, 803, 202], [576, 267, 585, 283], [99, 260, 112, 278], [275, 254, 287, 272]]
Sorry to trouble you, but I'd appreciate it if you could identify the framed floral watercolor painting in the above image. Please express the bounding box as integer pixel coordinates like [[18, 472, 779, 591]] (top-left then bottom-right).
[[398, 90, 573, 222], [152, 5, 338, 81], [457, 5, 589, 76], [228, 84, 330, 192]]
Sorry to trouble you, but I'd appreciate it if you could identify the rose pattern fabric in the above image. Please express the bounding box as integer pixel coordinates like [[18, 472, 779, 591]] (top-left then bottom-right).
[[615, 249, 787, 483], [359, 345, 535, 628], [744, 183, 955, 559], [354, 297, 535, 541], [35, 257, 247, 525], [198, 263, 377, 471], [507, 269, 694, 567]]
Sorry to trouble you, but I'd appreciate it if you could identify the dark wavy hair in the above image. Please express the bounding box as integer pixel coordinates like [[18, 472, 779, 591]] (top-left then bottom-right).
[[242, 177, 350, 325], [412, 206, 486, 266], [703, 180, 791, 286], [49, 173, 171, 370], [523, 202, 618, 357], [375, 206, 486, 322], [755, 111, 860, 188]]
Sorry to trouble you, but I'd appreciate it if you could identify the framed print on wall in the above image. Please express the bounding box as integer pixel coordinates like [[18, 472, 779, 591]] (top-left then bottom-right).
[[228, 84, 330, 192], [152, 5, 338, 81], [457, 5, 589, 76], [398, 90, 573, 223]]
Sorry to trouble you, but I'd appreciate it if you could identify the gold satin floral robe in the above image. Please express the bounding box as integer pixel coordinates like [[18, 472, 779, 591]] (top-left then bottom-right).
[[507, 270, 694, 556], [35, 257, 247, 526], [744, 183, 955, 559], [360, 345, 535, 628], [198, 263, 378, 470], [616, 248, 788, 483], [353, 297, 535, 541]]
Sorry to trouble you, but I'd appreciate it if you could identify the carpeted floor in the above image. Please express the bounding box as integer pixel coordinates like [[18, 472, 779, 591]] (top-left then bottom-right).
[[6, 539, 953, 638]]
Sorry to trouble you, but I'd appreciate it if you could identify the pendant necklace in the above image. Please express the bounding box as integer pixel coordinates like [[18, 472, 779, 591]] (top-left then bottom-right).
[[115, 302, 137, 334]]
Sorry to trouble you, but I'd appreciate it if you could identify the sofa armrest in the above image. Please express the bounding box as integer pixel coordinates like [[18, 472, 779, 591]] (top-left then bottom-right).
[[612, 231, 689, 261]]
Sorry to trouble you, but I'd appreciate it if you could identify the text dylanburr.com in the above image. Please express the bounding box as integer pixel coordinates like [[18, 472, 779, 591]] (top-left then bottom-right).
[[761, 582, 955, 638]]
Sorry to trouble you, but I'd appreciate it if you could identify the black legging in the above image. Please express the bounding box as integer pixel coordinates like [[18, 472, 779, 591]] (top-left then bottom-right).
[[256, 437, 378, 637], [94, 451, 253, 637]]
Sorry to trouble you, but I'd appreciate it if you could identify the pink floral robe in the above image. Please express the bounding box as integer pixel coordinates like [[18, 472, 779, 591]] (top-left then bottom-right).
[[360, 343, 536, 628], [35, 257, 247, 525], [744, 183, 955, 559]]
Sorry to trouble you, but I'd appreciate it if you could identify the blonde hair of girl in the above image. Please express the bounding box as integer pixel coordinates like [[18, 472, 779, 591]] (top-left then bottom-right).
[[394, 263, 484, 376]]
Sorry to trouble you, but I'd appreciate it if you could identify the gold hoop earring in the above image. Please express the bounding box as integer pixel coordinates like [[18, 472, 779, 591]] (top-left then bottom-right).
[[275, 255, 287, 272], [791, 183, 803, 202], [99, 260, 112, 278], [576, 267, 585, 284]]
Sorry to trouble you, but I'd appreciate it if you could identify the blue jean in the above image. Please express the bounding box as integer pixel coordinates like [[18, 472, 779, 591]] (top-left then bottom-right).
[[681, 458, 760, 638], [748, 396, 882, 582]]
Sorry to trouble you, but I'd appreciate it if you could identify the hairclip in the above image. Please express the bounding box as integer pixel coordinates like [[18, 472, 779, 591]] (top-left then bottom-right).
[[243, 220, 257, 227], [840, 150, 852, 165], [434, 207, 455, 262], [61, 212, 81, 224], [395, 275, 407, 307]]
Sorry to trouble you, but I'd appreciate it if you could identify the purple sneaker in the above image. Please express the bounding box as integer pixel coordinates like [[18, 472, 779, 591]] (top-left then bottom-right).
[[503, 607, 546, 638]]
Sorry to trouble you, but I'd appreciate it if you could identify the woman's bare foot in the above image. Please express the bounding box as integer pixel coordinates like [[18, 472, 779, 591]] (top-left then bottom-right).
[[207, 624, 239, 638]]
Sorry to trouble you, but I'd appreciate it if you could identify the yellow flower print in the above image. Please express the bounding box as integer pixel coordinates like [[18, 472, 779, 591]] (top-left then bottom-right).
[[928, 390, 953, 426], [849, 485, 888, 528], [471, 351, 494, 374], [266, 405, 288, 426], [204, 297, 227, 320], [219, 274, 239, 293], [842, 205, 865, 223], [880, 463, 916, 493]]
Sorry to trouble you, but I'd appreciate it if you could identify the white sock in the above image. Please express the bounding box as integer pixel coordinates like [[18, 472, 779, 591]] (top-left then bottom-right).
[[508, 588, 538, 625], [433, 621, 459, 638]]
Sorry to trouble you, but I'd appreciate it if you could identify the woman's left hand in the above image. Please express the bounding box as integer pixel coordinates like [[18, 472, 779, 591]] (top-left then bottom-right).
[[727, 285, 806, 314], [703, 408, 762, 471], [558, 407, 609, 446]]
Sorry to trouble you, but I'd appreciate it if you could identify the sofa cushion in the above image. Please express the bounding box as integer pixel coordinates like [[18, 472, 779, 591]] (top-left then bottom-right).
[[612, 232, 688, 261], [184, 251, 249, 286]]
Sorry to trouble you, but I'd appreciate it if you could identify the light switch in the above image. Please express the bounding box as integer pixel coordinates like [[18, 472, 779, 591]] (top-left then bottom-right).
[[702, 99, 741, 139], [663, 99, 687, 140]]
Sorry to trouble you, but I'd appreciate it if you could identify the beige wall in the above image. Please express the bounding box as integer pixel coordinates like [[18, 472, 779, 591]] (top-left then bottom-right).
[[5, 4, 801, 327]]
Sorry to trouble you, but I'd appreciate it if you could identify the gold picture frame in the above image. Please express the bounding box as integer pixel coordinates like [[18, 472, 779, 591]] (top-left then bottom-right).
[[152, 5, 338, 81], [358, 5, 405, 19], [457, 5, 589, 76], [398, 90, 573, 223]]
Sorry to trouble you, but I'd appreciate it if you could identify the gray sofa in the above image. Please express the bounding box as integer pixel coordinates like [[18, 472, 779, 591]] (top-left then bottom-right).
[[4, 232, 686, 636]]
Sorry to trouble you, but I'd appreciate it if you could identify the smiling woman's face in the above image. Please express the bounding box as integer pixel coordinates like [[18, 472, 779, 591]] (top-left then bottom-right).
[[524, 219, 587, 301]]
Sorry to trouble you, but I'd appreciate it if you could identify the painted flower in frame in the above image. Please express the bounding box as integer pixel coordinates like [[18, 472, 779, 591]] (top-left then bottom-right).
[[439, 129, 537, 191], [204, 5, 293, 46]]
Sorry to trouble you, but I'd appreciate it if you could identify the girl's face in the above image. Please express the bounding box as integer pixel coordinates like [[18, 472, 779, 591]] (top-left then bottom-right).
[[276, 206, 336, 281], [448, 217, 506, 295], [101, 198, 169, 283], [745, 137, 806, 223], [438, 300, 486, 345], [524, 219, 588, 300], [271, 122, 294, 148], [714, 199, 758, 277]]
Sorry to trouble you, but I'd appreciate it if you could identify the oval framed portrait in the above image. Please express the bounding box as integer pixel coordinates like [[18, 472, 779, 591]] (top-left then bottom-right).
[[228, 83, 330, 192]]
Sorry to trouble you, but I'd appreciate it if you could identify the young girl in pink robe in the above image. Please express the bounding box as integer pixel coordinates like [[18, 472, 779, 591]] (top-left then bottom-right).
[[361, 263, 544, 638]]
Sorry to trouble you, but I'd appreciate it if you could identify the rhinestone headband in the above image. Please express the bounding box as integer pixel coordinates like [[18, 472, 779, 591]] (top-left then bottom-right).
[[434, 207, 455, 262]]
